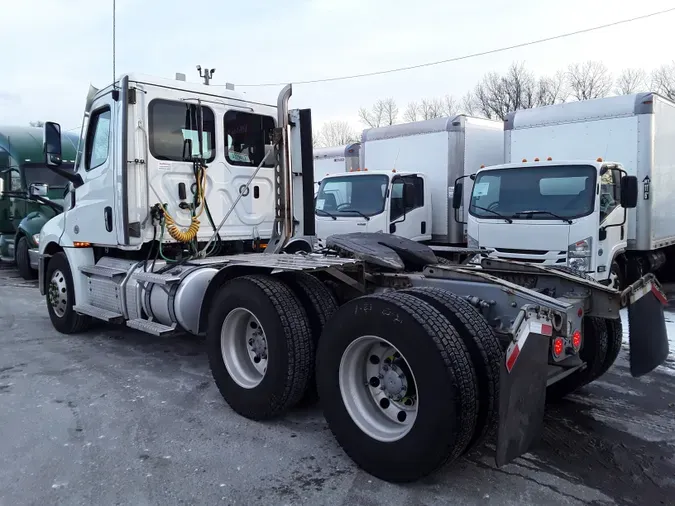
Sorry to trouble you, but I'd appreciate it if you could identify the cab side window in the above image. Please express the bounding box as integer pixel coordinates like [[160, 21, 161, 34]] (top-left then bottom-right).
[[224, 111, 275, 168], [85, 108, 112, 171], [600, 167, 621, 222], [391, 175, 424, 221]]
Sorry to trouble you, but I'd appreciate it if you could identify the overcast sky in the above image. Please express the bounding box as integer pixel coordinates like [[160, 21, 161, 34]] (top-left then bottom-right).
[[1, 0, 673, 133]]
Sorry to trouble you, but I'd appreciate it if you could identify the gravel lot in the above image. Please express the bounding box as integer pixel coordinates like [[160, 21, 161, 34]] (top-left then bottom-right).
[[1, 262, 674, 506]]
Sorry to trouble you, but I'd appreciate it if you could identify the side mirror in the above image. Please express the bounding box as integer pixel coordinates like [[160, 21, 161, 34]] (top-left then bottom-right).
[[43, 122, 63, 167], [620, 175, 638, 208], [403, 182, 416, 209], [29, 183, 49, 198], [390, 223, 396, 233], [452, 182, 464, 210]]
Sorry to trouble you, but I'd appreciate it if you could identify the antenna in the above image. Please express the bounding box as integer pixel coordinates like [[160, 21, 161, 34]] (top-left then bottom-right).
[[392, 148, 401, 171], [112, 0, 116, 87], [197, 66, 216, 85]]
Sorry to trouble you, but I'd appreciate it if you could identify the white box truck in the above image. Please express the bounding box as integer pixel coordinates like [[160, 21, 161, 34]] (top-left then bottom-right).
[[315, 115, 503, 246], [313, 143, 360, 193], [460, 92, 675, 288]]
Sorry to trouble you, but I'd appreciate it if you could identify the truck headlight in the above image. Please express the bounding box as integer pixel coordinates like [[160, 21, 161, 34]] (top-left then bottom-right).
[[32, 234, 40, 246], [467, 235, 479, 248], [567, 237, 592, 272]]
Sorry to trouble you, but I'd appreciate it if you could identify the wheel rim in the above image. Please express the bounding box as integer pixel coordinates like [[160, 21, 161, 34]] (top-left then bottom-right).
[[220, 308, 268, 389], [48, 269, 68, 318], [339, 336, 418, 442]]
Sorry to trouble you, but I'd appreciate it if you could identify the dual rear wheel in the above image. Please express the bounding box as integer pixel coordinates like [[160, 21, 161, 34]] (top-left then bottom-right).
[[207, 275, 502, 483]]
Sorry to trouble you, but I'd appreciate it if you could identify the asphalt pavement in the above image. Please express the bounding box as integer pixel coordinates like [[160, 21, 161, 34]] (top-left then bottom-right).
[[1, 262, 674, 506]]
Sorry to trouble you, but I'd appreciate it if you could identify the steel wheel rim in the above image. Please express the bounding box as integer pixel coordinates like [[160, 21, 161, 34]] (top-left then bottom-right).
[[221, 308, 268, 389], [49, 269, 68, 318], [339, 335, 418, 442]]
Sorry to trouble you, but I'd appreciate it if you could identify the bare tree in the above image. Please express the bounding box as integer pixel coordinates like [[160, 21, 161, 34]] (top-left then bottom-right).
[[461, 92, 477, 116], [440, 95, 458, 117], [536, 71, 568, 106], [315, 121, 357, 148], [614, 68, 648, 95], [358, 98, 398, 127], [403, 101, 420, 123], [418, 98, 440, 120], [469, 62, 538, 120], [651, 62, 675, 100], [566, 61, 612, 101], [29, 120, 45, 127]]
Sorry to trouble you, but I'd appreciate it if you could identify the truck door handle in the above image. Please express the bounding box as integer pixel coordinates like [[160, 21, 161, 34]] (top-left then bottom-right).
[[357, 222, 366, 226], [104, 206, 113, 232]]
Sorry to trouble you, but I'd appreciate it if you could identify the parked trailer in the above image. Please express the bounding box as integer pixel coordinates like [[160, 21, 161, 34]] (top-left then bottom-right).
[[470, 92, 675, 288], [37, 75, 669, 483]]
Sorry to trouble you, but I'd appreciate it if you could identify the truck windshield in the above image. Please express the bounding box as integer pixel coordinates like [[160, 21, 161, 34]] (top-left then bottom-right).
[[23, 164, 74, 189], [316, 174, 388, 217], [469, 165, 597, 221]]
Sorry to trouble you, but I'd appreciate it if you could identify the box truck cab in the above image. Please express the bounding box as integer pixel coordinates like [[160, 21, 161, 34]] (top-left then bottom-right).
[[314, 169, 431, 246], [458, 158, 638, 288], [464, 92, 675, 289]]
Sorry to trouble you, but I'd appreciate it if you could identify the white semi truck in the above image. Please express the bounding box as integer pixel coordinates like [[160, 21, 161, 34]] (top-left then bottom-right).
[[37, 73, 669, 483], [459, 92, 675, 290], [314, 115, 503, 246]]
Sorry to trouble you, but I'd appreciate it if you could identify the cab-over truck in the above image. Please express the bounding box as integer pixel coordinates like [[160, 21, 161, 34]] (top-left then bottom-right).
[[37, 73, 669, 483]]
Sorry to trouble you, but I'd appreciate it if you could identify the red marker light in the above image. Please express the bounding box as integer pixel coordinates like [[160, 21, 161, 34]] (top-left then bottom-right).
[[553, 337, 564, 358], [577, 307, 583, 318], [572, 330, 582, 351]]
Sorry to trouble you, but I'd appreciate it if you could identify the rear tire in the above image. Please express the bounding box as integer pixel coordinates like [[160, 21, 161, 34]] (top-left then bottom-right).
[[546, 316, 608, 401], [597, 318, 623, 378], [45, 252, 92, 334], [400, 287, 501, 453], [16, 236, 37, 280], [280, 272, 338, 406], [316, 291, 477, 483], [207, 274, 314, 420]]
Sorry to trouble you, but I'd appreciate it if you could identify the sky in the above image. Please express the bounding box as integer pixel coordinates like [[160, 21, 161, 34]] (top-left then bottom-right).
[[1, 0, 673, 134]]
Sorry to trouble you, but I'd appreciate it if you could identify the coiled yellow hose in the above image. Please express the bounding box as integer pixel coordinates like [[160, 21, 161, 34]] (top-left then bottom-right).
[[161, 164, 207, 243]]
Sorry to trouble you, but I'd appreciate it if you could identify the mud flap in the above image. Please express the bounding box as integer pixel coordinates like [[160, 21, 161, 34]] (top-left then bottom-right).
[[495, 324, 550, 467], [626, 275, 669, 377]]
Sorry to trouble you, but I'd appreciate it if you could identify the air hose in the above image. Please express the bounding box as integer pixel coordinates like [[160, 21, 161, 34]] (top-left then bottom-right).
[[161, 162, 207, 243]]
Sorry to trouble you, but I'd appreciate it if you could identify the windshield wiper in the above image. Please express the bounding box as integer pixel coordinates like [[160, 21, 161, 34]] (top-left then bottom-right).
[[339, 209, 371, 221], [472, 205, 513, 223], [513, 210, 572, 224], [315, 208, 337, 220]]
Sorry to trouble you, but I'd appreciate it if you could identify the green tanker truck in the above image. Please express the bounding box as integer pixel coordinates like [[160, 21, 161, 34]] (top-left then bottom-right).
[[0, 126, 78, 279]]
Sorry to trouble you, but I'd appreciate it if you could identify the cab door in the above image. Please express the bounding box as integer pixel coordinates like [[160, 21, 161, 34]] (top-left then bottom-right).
[[597, 165, 627, 286], [64, 94, 118, 246]]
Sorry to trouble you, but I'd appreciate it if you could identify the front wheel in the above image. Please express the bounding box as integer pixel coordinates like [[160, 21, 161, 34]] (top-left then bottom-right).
[[16, 236, 37, 280], [45, 252, 91, 334]]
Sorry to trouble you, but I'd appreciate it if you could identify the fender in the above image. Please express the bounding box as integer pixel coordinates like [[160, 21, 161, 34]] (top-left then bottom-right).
[[38, 213, 94, 303]]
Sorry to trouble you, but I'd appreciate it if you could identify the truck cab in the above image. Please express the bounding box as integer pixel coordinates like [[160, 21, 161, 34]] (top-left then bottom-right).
[[459, 159, 638, 288], [0, 126, 78, 278], [314, 170, 432, 246]]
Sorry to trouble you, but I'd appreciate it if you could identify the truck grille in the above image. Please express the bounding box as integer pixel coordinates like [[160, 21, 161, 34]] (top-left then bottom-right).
[[491, 248, 567, 265]]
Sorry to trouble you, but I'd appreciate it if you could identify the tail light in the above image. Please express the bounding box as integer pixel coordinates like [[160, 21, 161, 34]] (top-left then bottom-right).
[[572, 330, 582, 351], [553, 337, 564, 358]]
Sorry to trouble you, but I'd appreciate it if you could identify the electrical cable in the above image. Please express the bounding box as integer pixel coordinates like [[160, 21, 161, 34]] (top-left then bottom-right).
[[230, 7, 675, 87]]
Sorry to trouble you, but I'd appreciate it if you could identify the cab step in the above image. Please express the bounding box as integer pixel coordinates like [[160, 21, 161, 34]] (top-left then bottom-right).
[[133, 271, 181, 286], [73, 304, 124, 323], [80, 264, 128, 279], [126, 319, 176, 336]]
